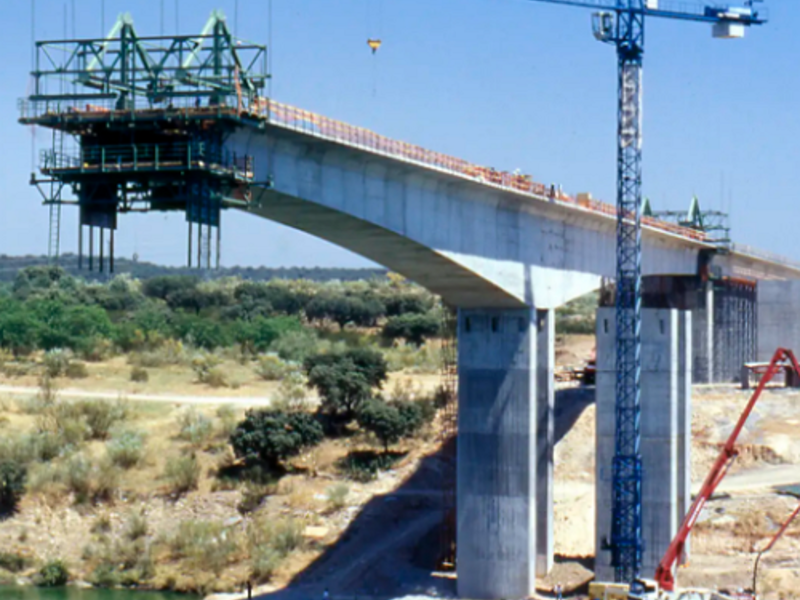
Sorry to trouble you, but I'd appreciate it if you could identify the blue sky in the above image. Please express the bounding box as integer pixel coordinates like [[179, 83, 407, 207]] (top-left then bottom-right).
[[0, 0, 795, 268]]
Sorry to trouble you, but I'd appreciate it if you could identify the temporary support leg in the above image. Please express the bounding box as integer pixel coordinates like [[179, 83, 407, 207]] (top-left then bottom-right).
[[457, 307, 553, 599], [78, 223, 83, 270], [595, 308, 692, 580], [188, 221, 193, 268], [88, 227, 94, 271]]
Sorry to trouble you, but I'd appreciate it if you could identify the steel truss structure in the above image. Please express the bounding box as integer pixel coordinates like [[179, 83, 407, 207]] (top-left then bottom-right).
[[20, 10, 267, 270]]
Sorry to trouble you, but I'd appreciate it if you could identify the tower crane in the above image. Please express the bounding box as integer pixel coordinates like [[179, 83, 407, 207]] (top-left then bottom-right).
[[520, 0, 767, 584]]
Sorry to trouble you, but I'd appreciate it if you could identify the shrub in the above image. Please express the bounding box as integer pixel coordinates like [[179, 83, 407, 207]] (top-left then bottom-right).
[[73, 398, 129, 440], [255, 353, 291, 381], [382, 343, 441, 374], [337, 450, 403, 482], [176, 408, 214, 448], [325, 483, 350, 512], [0, 552, 31, 573], [247, 515, 304, 558], [205, 366, 229, 388], [164, 453, 200, 495], [270, 329, 320, 363], [191, 352, 227, 387], [91, 513, 112, 534], [230, 409, 323, 470], [106, 428, 146, 469], [215, 405, 238, 439], [90, 562, 119, 588], [130, 366, 149, 383], [126, 510, 148, 541], [42, 349, 72, 378], [0, 459, 27, 515], [127, 339, 186, 368], [169, 520, 238, 576], [64, 454, 92, 504], [271, 518, 304, 556], [93, 458, 120, 502], [304, 348, 388, 420], [35, 559, 70, 587], [272, 371, 310, 412], [237, 481, 274, 514], [250, 545, 282, 582], [64, 362, 89, 379]]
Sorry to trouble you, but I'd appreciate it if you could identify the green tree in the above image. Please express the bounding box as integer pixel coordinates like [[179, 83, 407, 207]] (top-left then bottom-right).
[[305, 293, 384, 328], [0, 459, 27, 515], [383, 293, 433, 317], [12, 266, 67, 301], [29, 301, 113, 354], [304, 348, 388, 420], [381, 313, 441, 346], [356, 399, 423, 452], [233, 316, 303, 355], [0, 309, 39, 357], [141, 275, 198, 300], [174, 315, 231, 350], [230, 410, 323, 470]]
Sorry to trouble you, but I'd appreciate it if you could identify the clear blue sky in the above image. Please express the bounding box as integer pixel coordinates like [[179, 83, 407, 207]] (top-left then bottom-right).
[[0, 0, 795, 268]]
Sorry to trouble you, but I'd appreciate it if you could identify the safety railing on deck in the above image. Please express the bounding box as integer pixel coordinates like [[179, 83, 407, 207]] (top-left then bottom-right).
[[21, 92, 708, 243], [730, 243, 800, 272], [249, 98, 708, 243]]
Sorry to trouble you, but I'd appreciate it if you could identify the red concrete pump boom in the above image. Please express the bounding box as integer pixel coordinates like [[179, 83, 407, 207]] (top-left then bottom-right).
[[654, 347, 800, 592]]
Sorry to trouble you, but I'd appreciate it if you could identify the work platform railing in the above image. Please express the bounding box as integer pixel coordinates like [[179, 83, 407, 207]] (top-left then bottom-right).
[[17, 93, 715, 244], [39, 142, 254, 182]]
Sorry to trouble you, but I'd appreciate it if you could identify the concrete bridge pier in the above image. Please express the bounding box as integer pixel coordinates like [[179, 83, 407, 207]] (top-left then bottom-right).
[[456, 307, 554, 599], [594, 308, 692, 581]]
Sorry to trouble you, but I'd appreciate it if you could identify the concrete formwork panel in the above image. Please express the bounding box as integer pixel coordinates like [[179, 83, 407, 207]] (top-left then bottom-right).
[[594, 308, 692, 582], [457, 308, 554, 599]]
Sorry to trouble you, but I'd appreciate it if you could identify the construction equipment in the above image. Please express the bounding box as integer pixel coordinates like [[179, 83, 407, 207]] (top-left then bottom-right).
[[591, 347, 800, 599], [751, 499, 800, 597], [21, 10, 267, 271], [520, 0, 767, 582]]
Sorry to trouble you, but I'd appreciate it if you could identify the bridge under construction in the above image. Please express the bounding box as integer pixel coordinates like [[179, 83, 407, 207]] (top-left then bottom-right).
[[19, 8, 800, 600]]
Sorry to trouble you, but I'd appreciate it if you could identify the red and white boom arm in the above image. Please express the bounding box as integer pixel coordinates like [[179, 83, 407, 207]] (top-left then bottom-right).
[[654, 347, 800, 592]]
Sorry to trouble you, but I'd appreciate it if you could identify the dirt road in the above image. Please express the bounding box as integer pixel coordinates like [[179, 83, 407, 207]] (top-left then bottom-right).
[[0, 384, 274, 406]]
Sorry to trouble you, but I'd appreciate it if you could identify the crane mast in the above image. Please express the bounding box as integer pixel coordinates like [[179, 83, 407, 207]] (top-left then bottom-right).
[[611, 4, 645, 582], [521, 0, 767, 583]]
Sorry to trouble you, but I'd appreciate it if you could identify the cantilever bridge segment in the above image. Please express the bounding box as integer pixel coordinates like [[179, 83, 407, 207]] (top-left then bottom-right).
[[19, 11, 800, 600]]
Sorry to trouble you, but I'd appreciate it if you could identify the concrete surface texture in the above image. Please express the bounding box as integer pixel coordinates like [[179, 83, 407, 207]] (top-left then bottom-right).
[[757, 280, 800, 361], [594, 308, 692, 581], [230, 128, 715, 310], [456, 308, 553, 599]]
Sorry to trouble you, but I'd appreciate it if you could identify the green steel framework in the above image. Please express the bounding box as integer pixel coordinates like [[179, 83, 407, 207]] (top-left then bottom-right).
[[19, 10, 269, 271]]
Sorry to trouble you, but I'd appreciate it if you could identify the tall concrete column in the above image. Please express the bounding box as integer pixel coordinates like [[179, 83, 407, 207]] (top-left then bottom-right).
[[594, 308, 692, 581], [457, 307, 554, 599]]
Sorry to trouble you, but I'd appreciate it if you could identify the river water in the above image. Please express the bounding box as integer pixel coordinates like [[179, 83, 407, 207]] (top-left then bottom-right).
[[0, 587, 198, 600]]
